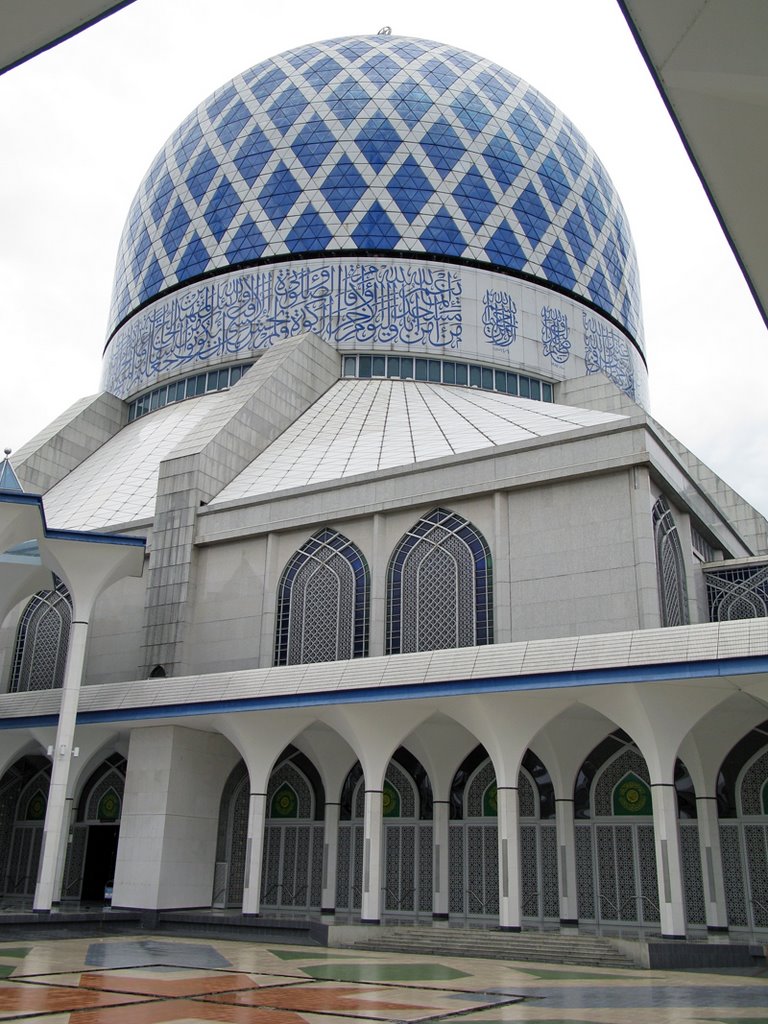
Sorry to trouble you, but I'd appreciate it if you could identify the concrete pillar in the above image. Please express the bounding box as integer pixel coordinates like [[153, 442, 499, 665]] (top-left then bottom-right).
[[497, 786, 521, 931], [555, 797, 579, 925], [259, 532, 278, 668], [58, 796, 76, 900], [34, 619, 88, 911], [113, 726, 233, 910], [321, 802, 340, 914], [651, 782, 686, 938], [31, 522, 143, 911], [369, 512, 386, 657], [361, 788, 384, 923], [432, 799, 450, 919], [242, 791, 268, 916], [492, 492, 512, 643], [696, 795, 729, 932]]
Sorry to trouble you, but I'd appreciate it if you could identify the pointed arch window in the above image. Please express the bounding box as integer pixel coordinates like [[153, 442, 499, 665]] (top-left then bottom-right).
[[652, 496, 689, 627], [9, 578, 72, 692], [274, 528, 369, 666], [386, 508, 493, 654]]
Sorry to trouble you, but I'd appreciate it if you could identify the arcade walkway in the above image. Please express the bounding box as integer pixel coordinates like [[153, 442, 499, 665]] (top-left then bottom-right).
[[0, 933, 766, 1023]]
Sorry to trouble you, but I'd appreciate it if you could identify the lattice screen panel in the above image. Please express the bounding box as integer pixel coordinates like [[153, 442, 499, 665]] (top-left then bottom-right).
[[719, 823, 748, 927], [575, 824, 596, 920], [680, 822, 706, 925]]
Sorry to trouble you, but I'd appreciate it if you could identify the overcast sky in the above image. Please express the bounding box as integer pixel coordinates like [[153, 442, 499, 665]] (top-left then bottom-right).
[[1, 0, 766, 515]]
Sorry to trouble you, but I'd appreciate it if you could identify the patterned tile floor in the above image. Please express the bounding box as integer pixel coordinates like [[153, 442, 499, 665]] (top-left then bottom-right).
[[0, 935, 765, 1024]]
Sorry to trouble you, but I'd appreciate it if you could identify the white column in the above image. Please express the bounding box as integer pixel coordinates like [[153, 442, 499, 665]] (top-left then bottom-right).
[[34, 619, 88, 911], [432, 800, 450, 919], [696, 795, 729, 932], [497, 786, 521, 931], [361, 789, 383, 924], [242, 791, 267, 916], [555, 797, 579, 925], [651, 782, 686, 938], [258, 532, 278, 668], [321, 802, 340, 914]]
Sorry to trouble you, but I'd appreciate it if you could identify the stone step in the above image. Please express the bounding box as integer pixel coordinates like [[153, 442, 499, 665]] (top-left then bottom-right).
[[359, 939, 632, 959], [353, 928, 638, 969]]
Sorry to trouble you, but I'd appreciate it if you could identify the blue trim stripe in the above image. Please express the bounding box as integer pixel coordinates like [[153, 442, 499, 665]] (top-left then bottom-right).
[[3, 653, 767, 730], [0, 492, 145, 549]]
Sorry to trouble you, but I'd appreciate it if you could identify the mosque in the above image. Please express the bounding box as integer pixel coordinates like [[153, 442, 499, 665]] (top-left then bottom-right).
[[1, 30, 767, 943]]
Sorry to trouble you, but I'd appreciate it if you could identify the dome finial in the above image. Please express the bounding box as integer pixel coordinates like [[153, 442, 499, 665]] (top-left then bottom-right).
[[377, 26, 392, 35], [0, 448, 23, 493]]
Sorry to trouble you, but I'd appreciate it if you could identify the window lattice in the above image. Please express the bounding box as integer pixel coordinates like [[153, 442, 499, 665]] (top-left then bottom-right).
[[593, 747, 650, 817], [740, 747, 768, 816], [386, 508, 493, 654], [519, 770, 536, 818], [350, 761, 416, 819], [575, 824, 595, 919], [82, 760, 126, 823], [680, 822, 706, 925], [719, 823, 748, 926], [274, 529, 369, 666], [465, 759, 538, 818], [266, 761, 313, 820], [705, 563, 768, 622], [745, 825, 768, 927], [10, 579, 72, 692], [652, 496, 689, 627], [691, 528, 717, 564], [466, 759, 496, 818]]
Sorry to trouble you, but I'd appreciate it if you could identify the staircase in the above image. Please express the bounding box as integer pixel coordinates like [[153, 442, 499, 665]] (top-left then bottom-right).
[[352, 925, 639, 969]]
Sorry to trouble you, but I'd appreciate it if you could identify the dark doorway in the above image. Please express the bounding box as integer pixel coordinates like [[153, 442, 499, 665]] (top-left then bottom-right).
[[80, 825, 119, 901]]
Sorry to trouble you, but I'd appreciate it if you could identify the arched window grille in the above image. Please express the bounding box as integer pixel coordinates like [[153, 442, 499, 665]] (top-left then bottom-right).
[[274, 529, 369, 666], [652, 496, 689, 627], [386, 507, 493, 654], [9, 578, 72, 693], [705, 564, 768, 622]]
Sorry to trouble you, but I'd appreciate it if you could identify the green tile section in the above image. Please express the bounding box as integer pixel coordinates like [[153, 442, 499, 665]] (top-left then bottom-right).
[[302, 962, 471, 982], [269, 949, 355, 961], [464, 1020, 606, 1024], [0, 948, 31, 959], [0, 966, 17, 979], [462, 1015, 606, 1024], [704, 1019, 768, 1024], [509, 967, 638, 981]]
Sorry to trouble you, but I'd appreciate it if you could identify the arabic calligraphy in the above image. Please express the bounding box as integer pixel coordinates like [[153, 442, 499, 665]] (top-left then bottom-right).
[[482, 289, 517, 347], [583, 312, 635, 398], [104, 263, 464, 397], [540, 305, 570, 364]]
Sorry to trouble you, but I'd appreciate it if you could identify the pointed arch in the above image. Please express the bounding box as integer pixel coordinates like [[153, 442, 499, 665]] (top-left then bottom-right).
[[274, 528, 369, 666], [0, 756, 50, 897], [386, 508, 493, 654], [715, 725, 768, 930], [77, 755, 127, 823], [652, 495, 689, 627], [9, 578, 72, 692]]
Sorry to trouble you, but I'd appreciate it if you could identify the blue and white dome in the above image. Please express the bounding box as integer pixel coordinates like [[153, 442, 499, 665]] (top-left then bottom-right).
[[104, 35, 646, 405]]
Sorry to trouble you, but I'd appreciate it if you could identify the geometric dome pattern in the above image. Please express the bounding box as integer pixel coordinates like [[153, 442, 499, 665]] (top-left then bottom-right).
[[108, 35, 642, 348]]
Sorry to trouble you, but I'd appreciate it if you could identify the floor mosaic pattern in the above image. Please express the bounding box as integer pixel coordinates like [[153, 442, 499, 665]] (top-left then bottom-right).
[[0, 935, 765, 1024]]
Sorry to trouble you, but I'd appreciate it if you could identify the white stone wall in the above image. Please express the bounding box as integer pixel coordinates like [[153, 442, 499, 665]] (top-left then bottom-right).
[[85, 574, 148, 685], [185, 468, 660, 675]]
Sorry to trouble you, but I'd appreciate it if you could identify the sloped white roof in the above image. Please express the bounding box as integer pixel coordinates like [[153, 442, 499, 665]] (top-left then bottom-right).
[[43, 397, 217, 531], [211, 379, 625, 504], [40, 379, 624, 530]]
